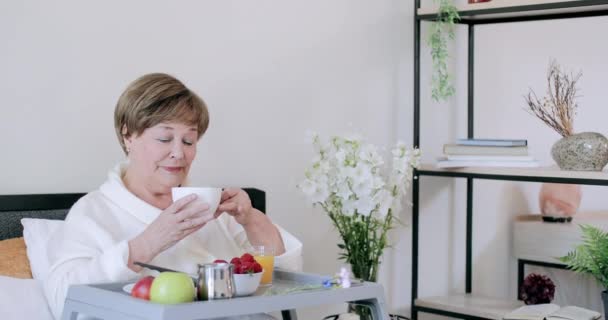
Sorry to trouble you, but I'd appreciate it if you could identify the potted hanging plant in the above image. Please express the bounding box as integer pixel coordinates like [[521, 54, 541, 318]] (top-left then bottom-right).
[[559, 225, 608, 319], [299, 133, 420, 320], [427, 0, 459, 102], [524, 60, 608, 171]]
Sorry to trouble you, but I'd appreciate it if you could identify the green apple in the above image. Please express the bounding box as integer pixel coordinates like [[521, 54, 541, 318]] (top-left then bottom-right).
[[150, 272, 195, 304]]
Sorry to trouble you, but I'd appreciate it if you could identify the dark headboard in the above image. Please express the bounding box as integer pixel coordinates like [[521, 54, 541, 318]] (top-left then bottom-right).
[[0, 188, 266, 241], [0, 193, 86, 241]]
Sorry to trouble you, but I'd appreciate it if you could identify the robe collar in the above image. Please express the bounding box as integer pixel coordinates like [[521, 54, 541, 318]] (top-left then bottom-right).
[[99, 162, 163, 225]]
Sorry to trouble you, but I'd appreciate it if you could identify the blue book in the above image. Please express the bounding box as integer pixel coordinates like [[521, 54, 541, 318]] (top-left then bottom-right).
[[456, 138, 527, 147]]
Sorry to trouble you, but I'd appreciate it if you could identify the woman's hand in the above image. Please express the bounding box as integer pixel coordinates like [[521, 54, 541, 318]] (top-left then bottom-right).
[[128, 194, 212, 271], [214, 188, 254, 225], [215, 188, 286, 255]]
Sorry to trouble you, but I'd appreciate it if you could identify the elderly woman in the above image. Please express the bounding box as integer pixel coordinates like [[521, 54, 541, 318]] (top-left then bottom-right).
[[43, 73, 302, 319]]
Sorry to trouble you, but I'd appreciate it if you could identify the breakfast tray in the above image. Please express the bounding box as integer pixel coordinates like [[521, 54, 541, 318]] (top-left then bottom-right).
[[61, 269, 390, 320]]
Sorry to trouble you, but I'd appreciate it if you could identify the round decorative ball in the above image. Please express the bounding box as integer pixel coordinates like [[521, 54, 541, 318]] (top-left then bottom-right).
[[520, 273, 555, 305]]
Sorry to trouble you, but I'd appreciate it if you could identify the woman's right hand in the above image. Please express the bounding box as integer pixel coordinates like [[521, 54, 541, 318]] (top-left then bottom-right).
[[128, 194, 211, 271]]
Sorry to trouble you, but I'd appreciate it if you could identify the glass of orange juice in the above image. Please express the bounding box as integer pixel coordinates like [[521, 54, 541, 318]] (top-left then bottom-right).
[[251, 245, 274, 286]]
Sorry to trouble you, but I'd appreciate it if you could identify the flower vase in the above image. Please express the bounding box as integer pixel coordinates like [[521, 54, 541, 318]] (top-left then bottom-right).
[[347, 264, 377, 320], [350, 263, 376, 283], [347, 303, 373, 320], [551, 132, 608, 171]]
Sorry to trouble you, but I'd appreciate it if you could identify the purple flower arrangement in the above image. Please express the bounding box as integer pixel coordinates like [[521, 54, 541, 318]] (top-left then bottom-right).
[[520, 273, 556, 305]]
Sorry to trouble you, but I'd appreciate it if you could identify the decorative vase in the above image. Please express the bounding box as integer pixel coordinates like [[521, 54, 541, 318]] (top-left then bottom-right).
[[551, 132, 608, 171], [538, 183, 581, 222], [350, 263, 376, 283], [347, 264, 376, 320], [347, 303, 372, 320], [325, 264, 407, 320]]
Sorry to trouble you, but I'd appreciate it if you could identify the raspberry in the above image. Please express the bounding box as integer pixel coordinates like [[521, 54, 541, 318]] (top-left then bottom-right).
[[213, 259, 227, 264], [241, 261, 254, 274], [230, 257, 241, 265], [241, 253, 255, 263], [252, 262, 262, 273]]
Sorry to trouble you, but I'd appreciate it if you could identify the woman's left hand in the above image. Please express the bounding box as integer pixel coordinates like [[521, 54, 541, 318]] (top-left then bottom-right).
[[215, 188, 253, 225], [215, 187, 287, 255]]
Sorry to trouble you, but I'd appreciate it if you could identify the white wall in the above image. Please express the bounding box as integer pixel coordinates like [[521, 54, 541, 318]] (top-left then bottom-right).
[[0, 1, 414, 318], [417, 0, 608, 317]]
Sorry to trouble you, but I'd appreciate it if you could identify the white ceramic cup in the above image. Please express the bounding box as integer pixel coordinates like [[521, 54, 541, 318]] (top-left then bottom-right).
[[171, 187, 222, 217]]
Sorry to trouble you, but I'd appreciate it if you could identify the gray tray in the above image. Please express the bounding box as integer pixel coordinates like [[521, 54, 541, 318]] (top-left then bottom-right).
[[61, 269, 390, 320]]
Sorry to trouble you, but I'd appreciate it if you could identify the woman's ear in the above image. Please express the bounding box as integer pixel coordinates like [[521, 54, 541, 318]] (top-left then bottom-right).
[[122, 125, 132, 153], [124, 138, 132, 154]]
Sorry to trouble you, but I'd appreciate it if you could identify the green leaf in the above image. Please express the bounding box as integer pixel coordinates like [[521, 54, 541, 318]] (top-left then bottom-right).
[[559, 224, 608, 289], [427, 0, 459, 102]]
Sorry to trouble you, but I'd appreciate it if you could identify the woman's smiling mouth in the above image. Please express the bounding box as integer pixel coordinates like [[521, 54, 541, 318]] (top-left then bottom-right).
[[161, 166, 183, 173]]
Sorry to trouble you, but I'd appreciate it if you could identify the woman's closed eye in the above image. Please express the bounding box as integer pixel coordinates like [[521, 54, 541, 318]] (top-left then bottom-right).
[[157, 137, 195, 146]]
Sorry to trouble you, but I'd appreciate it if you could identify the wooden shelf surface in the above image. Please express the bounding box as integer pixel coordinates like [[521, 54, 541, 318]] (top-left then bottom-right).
[[417, 164, 608, 185], [417, 0, 608, 23], [415, 294, 523, 320]]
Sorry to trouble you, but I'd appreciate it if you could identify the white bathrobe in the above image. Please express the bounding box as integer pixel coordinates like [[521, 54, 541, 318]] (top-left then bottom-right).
[[43, 164, 303, 320]]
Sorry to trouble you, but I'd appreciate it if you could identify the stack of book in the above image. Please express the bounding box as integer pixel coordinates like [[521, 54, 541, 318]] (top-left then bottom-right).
[[437, 139, 540, 168]]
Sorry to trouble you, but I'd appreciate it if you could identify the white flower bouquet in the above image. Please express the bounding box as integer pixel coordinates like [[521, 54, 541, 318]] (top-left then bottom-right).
[[299, 133, 420, 282]]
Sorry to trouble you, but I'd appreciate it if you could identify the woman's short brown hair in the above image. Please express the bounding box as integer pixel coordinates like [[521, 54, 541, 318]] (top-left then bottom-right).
[[114, 73, 209, 154]]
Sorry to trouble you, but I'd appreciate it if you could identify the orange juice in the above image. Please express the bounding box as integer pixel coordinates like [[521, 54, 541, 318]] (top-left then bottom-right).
[[254, 255, 274, 285]]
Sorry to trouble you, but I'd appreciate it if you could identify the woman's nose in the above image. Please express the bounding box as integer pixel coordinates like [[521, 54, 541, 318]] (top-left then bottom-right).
[[170, 142, 185, 159]]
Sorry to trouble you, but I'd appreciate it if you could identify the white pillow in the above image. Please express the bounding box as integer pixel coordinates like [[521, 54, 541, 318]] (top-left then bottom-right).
[[21, 218, 64, 280], [0, 275, 53, 320]]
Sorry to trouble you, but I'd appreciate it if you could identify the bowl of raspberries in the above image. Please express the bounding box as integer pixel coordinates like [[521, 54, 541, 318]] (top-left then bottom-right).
[[214, 253, 263, 296]]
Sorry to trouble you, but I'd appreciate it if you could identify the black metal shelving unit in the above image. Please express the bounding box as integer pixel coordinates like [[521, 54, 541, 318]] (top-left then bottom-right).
[[412, 1, 608, 320]]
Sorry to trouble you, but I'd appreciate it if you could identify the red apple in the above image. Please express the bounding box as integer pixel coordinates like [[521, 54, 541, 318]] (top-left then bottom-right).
[[131, 276, 155, 300]]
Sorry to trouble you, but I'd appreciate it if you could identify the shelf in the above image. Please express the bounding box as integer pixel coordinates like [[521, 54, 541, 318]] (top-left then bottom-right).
[[415, 294, 523, 320], [412, 1, 608, 319], [416, 164, 608, 185], [417, 0, 608, 24], [514, 213, 608, 265]]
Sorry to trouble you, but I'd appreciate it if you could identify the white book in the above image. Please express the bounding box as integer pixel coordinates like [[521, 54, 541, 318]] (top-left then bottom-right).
[[546, 306, 602, 320], [436, 158, 540, 168], [443, 144, 528, 156], [446, 155, 535, 162], [457, 138, 528, 147], [504, 304, 601, 320]]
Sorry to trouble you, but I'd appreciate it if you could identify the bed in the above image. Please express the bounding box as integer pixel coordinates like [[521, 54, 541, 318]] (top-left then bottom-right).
[[0, 189, 267, 320]]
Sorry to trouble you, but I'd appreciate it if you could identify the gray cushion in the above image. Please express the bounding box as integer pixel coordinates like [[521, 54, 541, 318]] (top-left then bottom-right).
[[0, 209, 69, 241]]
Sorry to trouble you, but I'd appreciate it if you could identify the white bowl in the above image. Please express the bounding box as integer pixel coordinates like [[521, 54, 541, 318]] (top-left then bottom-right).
[[233, 272, 263, 296], [171, 187, 222, 215]]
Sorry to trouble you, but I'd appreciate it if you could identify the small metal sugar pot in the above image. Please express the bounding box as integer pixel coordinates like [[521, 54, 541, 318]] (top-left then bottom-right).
[[197, 262, 236, 300]]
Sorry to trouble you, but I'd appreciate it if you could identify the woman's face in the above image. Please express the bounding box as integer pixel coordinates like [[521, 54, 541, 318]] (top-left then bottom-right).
[[124, 122, 198, 192]]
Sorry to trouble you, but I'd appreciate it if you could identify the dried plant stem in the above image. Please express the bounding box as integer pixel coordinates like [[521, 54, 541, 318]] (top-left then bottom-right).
[[524, 60, 582, 137]]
